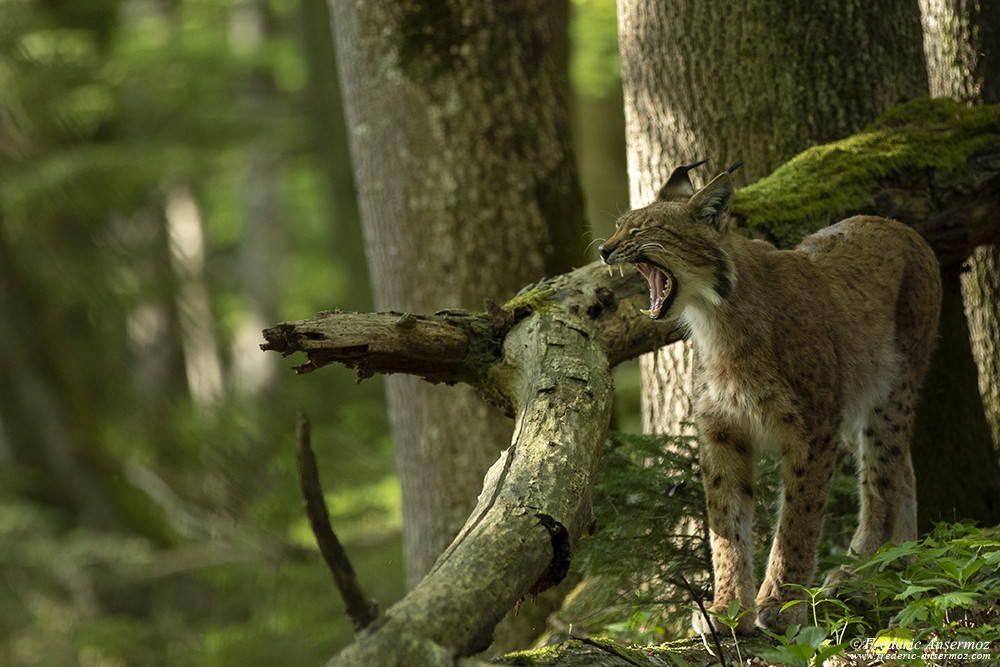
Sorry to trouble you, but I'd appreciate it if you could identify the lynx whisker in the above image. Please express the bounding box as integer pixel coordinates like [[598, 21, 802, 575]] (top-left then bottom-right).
[[585, 236, 607, 253]]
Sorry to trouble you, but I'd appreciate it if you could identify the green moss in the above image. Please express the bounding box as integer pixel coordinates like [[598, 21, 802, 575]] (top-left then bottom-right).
[[734, 98, 1000, 246], [497, 638, 654, 666], [496, 642, 563, 665], [503, 286, 555, 317]]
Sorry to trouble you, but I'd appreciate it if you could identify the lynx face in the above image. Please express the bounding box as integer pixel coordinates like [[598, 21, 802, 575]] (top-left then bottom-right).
[[598, 172, 736, 321]]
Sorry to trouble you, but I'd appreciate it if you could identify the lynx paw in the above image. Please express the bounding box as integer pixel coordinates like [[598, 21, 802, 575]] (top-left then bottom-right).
[[691, 601, 756, 636], [823, 566, 858, 594], [823, 567, 873, 611], [754, 595, 807, 633]]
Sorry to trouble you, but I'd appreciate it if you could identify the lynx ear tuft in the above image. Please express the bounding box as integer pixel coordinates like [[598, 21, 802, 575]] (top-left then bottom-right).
[[656, 159, 707, 202], [688, 172, 733, 230]]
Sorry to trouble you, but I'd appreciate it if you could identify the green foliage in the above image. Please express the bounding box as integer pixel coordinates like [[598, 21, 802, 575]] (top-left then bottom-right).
[[758, 623, 846, 667], [754, 523, 1000, 666], [570, 0, 621, 98], [704, 599, 754, 665], [835, 521, 1000, 641], [560, 434, 844, 643], [557, 434, 1000, 666], [562, 432, 710, 641]]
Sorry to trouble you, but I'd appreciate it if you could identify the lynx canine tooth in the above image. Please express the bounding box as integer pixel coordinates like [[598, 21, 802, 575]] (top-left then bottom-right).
[[607, 264, 614, 277], [639, 308, 651, 315], [618, 265, 625, 277]]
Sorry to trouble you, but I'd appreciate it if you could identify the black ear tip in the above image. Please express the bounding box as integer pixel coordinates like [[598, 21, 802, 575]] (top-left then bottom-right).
[[665, 158, 707, 185], [726, 161, 744, 174]]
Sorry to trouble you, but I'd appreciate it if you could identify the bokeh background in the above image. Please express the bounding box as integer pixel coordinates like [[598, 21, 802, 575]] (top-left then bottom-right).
[[0, 0, 630, 663]]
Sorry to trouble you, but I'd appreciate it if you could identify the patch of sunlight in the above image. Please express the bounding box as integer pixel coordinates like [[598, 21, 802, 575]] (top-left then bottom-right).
[[289, 474, 402, 547]]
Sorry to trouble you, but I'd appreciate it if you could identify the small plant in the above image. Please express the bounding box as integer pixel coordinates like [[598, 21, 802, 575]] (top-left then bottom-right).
[[757, 623, 846, 667], [834, 521, 1000, 644], [702, 599, 755, 665]]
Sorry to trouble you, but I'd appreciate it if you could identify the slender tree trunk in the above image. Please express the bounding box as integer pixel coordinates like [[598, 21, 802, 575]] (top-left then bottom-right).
[[330, 0, 585, 588], [232, 0, 282, 398], [921, 0, 1000, 447], [617, 0, 928, 436], [164, 184, 225, 410]]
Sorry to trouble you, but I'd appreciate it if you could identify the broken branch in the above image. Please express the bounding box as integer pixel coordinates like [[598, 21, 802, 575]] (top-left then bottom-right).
[[295, 413, 378, 632]]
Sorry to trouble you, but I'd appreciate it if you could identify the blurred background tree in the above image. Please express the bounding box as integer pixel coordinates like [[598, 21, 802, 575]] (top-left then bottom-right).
[[0, 0, 400, 663]]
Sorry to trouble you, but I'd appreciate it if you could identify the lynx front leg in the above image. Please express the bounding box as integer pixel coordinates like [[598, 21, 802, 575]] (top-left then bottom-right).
[[692, 421, 756, 635], [756, 432, 837, 632]]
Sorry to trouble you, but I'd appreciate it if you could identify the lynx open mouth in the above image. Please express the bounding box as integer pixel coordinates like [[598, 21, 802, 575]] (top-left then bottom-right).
[[635, 262, 675, 319]]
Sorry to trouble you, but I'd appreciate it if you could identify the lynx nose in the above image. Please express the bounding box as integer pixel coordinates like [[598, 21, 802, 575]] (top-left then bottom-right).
[[598, 244, 612, 262]]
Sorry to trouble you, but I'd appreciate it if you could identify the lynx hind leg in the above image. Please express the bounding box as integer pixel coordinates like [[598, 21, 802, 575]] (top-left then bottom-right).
[[847, 378, 921, 560], [756, 432, 837, 632], [692, 423, 757, 635]]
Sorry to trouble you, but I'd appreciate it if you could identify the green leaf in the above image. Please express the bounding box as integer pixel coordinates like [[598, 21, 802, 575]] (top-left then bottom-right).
[[939, 558, 962, 581], [780, 599, 806, 613], [758, 647, 808, 667], [726, 598, 741, 617], [663, 650, 692, 667], [894, 584, 934, 600], [931, 590, 978, 609], [813, 642, 848, 666], [894, 599, 932, 627], [871, 542, 922, 566], [981, 550, 1000, 565], [961, 556, 986, 581], [787, 643, 819, 660], [797, 625, 828, 649]]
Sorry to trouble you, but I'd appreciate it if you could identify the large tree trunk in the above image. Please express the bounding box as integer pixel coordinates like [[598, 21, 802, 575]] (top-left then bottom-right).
[[329, 0, 585, 592], [921, 0, 1000, 448], [617, 0, 929, 435], [617, 0, 1000, 527]]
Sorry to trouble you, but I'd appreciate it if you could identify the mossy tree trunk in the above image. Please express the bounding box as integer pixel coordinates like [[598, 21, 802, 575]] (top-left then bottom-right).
[[330, 0, 585, 596], [921, 0, 1000, 448]]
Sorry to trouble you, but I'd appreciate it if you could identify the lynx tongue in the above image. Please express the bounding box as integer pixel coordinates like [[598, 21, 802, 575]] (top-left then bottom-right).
[[636, 262, 673, 319]]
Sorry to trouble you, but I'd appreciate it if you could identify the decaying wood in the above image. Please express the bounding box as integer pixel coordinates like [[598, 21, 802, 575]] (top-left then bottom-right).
[[260, 262, 683, 415], [260, 107, 1000, 666]]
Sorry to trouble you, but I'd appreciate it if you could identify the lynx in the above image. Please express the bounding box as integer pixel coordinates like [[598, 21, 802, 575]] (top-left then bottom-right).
[[598, 163, 941, 633]]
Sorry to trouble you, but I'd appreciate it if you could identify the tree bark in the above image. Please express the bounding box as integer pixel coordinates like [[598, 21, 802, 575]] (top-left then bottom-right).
[[617, 0, 929, 436], [263, 107, 1000, 664], [921, 0, 1000, 447], [329, 0, 585, 588]]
